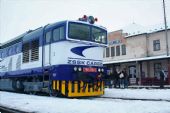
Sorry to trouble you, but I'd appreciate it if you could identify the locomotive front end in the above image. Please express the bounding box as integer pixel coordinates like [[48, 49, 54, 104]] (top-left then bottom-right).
[[51, 65, 106, 97], [50, 16, 107, 97]]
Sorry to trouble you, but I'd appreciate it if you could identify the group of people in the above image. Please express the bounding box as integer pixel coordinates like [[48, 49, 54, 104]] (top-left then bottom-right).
[[107, 68, 167, 89], [109, 69, 129, 89]]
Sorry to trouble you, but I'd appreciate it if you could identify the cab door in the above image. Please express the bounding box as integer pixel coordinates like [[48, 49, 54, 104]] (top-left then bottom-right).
[[43, 31, 51, 66]]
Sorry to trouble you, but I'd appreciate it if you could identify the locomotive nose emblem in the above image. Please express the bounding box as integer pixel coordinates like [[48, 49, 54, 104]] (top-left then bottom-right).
[[71, 46, 97, 57]]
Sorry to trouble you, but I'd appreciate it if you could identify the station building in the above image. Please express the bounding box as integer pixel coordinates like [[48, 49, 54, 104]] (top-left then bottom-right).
[[103, 23, 170, 85]]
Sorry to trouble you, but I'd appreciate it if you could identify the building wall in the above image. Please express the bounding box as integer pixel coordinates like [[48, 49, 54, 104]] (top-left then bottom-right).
[[148, 31, 168, 56], [104, 32, 147, 62], [104, 29, 170, 85], [126, 35, 147, 58], [104, 30, 170, 62], [168, 31, 170, 54]]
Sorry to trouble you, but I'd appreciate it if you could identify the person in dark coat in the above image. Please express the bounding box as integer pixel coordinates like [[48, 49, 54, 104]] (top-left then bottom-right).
[[119, 71, 125, 88], [122, 69, 128, 88], [116, 70, 121, 88], [113, 70, 118, 88], [159, 69, 165, 89], [109, 71, 115, 88]]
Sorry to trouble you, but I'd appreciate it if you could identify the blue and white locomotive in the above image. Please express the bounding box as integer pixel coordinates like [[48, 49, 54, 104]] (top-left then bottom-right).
[[0, 16, 107, 97]]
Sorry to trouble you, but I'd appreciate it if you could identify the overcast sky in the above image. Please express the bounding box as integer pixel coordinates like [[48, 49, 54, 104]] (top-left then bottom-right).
[[0, 0, 170, 43]]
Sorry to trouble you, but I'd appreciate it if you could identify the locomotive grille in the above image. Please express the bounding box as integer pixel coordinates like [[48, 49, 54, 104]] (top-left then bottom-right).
[[22, 42, 30, 63], [31, 39, 39, 61]]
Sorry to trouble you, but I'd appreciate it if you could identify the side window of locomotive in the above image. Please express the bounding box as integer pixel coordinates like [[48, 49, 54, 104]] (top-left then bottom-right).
[[53, 28, 60, 41], [8, 47, 13, 56], [2, 51, 5, 58], [45, 31, 51, 44], [15, 44, 20, 53], [59, 26, 64, 40], [22, 42, 30, 63], [0, 51, 2, 58], [53, 26, 64, 42]]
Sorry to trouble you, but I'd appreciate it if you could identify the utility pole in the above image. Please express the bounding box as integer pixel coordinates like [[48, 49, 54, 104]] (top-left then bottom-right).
[[163, 0, 169, 56], [163, 0, 170, 85]]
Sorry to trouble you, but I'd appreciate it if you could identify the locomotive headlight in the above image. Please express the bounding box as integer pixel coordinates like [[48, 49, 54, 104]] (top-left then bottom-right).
[[78, 67, 82, 71], [88, 16, 95, 24], [98, 68, 101, 72], [74, 67, 78, 71], [101, 68, 104, 72]]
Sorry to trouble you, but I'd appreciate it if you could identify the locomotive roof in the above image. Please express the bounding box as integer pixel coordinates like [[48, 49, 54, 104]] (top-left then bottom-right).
[[0, 20, 106, 49], [0, 21, 67, 48], [0, 33, 26, 48], [45, 21, 67, 30]]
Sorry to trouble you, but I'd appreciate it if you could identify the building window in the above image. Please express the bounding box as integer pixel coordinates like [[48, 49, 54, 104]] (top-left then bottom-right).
[[116, 46, 120, 56], [106, 47, 110, 57], [121, 44, 126, 55], [154, 63, 161, 77], [153, 40, 160, 51], [111, 46, 115, 57]]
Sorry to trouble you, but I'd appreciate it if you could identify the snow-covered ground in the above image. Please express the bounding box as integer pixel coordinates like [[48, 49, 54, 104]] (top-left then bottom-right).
[[0, 88, 170, 113], [103, 88, 170, 100]]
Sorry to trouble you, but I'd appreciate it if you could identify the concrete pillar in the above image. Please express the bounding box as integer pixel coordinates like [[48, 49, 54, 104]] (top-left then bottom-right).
[[147, 61, 150, 78], [138, 61, 142, 85], [136, 61, 140, 85]]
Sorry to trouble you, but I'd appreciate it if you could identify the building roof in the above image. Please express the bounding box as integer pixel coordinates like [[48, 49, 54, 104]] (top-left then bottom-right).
[[121, 22, 170, 37], [103, 55, 170, 64]]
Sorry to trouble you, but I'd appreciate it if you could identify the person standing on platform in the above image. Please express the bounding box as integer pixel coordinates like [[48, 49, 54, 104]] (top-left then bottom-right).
[[122, 69, 128, 88], [113, 70, 118, 88], [119, 71, 124, 88], [159, 69, 165, 89]]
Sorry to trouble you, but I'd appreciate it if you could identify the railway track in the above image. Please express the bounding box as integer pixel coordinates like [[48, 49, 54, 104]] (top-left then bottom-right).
[[97, 97, 170, 102], [0, 105, 36, 113]]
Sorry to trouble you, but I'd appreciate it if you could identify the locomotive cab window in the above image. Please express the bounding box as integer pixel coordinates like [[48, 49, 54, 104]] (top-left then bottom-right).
[[92, 27, 107, 44], [68, 23, 90, 41], [53, 26, 65, 42], [68, 22, 107, 44]]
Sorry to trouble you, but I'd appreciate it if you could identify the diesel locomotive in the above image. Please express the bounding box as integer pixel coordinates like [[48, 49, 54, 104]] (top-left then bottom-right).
[[0, 16, 107, 97]]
